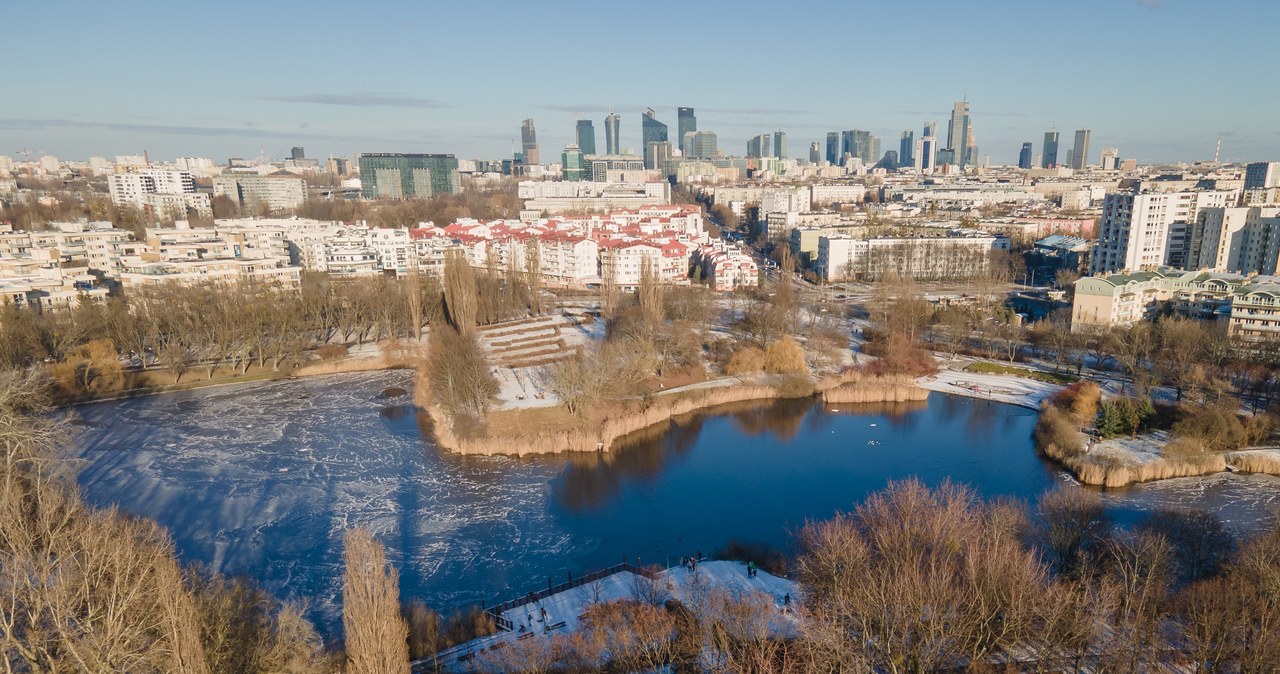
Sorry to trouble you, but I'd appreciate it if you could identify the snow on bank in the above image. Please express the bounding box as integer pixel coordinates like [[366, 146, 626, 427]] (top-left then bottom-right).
[[918, 367, 1063, 410], [431, 560, 797, 670]]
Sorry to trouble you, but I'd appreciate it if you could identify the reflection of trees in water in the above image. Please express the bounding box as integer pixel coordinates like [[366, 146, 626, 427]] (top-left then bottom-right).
[[824, 400, 928, 429], [726, 398, 812, 442], [554, 418, 705, 513]]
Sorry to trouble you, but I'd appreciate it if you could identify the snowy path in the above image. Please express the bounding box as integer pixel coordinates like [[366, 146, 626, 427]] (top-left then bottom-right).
[[431, 560, 797, 670], [918, 366, 1063, 410]]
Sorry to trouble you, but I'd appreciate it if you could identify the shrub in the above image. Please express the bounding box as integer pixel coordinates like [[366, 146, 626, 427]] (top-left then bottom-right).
[[725, 347, 766, 375], [315, 344, 348, 360], [1035, 405, 1084, 460], [1172, 404, 1251, 452], [763, 336, 806, 375], [1050, 380, 1102, 426]]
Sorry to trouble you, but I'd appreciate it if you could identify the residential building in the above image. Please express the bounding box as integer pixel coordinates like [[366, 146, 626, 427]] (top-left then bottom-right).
[[358, 153, 460, 199], [108, 169, 196, 208], [1090, 189, 1234, 274], [815, 231, 1007, 282], [212, 172, 307, 212], [576, 119, 597, 156], [1187, 206, 1280, 273], [1072, 269, 1242, 330], [691, 241, 758, 290], [604, 112, 621, 155], [677, 107, 696, 154], [521, 118, 540, 166], [1071, 129, 1091, 170], [1042, 131, 1059, 168], [1243, 161, 1280, 205]]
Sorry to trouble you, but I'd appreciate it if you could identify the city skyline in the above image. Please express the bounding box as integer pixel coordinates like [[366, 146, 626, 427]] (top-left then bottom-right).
[[4, 0, 1277, 164]]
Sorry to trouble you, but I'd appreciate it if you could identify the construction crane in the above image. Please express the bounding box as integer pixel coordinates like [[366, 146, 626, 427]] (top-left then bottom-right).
[[15, 147, 47, 161]]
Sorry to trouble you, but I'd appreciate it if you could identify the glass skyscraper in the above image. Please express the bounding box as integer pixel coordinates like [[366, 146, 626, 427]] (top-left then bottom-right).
[[520, 118, 540, 165], [677, 107, 696, 154], [641, 108, 668, 168], [576, 120, 596, 156], [1018, 142, 1033, 169], [899, 130, 914, 167], [604, 113, 620, 155], [1042, 131, 1059, 168]]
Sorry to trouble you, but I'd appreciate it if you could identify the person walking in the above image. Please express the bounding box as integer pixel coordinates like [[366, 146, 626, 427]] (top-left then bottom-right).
[[747, 560, 755, 578]]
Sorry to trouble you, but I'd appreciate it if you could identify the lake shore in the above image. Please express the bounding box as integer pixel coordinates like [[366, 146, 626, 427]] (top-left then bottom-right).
[[418, 370, 928, 456]]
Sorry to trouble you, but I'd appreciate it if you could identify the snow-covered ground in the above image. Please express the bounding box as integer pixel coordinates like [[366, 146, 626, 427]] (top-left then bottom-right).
[[917, 365, 1063, 410], [1088, 431, 1169, 465], [431, 560, 797, 670]]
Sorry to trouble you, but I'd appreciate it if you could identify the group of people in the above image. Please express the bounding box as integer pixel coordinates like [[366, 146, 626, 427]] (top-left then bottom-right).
[[682, 552, 704, 572], [746, 560, 758, 578]]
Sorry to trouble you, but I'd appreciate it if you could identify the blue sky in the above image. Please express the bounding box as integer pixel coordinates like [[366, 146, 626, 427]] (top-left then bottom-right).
[[4, 0, 1277, 165]]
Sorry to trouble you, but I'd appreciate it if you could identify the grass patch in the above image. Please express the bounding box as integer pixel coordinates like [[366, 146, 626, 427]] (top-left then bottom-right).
[[966, 361, 1078, 385]]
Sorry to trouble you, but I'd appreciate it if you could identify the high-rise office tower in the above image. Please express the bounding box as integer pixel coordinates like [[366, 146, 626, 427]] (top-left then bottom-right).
[[946, 100, 974, 168], [604, 112, 621, 155], [915, 122, 937, 173], [685, 131, 717, 159], [290, 147, 305, 160], [773, 131, 786, 159], [825, 132, 840, 164], [645, 141, 671, 171], [899, 130, 914, 167], [641, 108, 668, 168], [1071, 129, 1091, 170], [1042, 130, 1059, 168], [576, 120, 596, 156], [1018, 142, 1033, 169], [809, 142, 821, 163], [677, 107, 696, 153], [747, 133, 772, 158], [561, 144, 584, 181], [520, 118, 540, 165], [1100, 148, 1119, 171]]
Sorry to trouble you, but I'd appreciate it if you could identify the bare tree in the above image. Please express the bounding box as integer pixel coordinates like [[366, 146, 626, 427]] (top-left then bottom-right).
[[341, 528, 409, 674], [442, 249, 478, 337]]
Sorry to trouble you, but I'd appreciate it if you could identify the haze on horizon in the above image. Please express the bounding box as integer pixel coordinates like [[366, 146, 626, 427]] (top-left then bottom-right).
[[5, 0, 1276, 165]]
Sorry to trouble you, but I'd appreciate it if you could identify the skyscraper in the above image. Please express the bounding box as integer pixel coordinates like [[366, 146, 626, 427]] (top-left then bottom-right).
[[290, 147, 305, 160], [773, 131, 786, 159], [604, 112, 621, 155], [645, 141, 671, 171], [576, 120, 596, 156], [686, 131, 717, 159], [1018, 142, 1033, 169], [825, 132, 840, 164], [746, 133, 771, 158], [945, 100, 975, 168], [641, 108, 668, 168], [809, 142, 821, 163], [899, 130, 914, 168], [1071, 129, 1091, 170], [840, 131, 856, 163], [1042, 131, 1059, 168], [915, 122, 937, 173], [561, 144, 584, 181], [520, 118, 540, 165], [677, 107, 696, 153]]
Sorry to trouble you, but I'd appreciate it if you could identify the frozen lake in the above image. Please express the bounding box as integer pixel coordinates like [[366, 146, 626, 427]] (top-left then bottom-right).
[[69, 370, 1280, 636]]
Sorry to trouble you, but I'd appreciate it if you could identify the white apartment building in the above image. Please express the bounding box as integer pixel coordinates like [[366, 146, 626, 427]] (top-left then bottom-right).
[[809, 184, 867, 207], [601, 240, 691, 289], [692, 242, 759, 291], [108, 169, 196, 206], [1187, 206, 1280, 273], [213, 173, 308, 212], [816, 233, 1007, 282], [1090, 190, 1234, 274]]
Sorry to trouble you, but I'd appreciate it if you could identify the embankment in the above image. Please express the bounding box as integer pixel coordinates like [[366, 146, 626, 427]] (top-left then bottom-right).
[[418, 369, 929, 456]]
